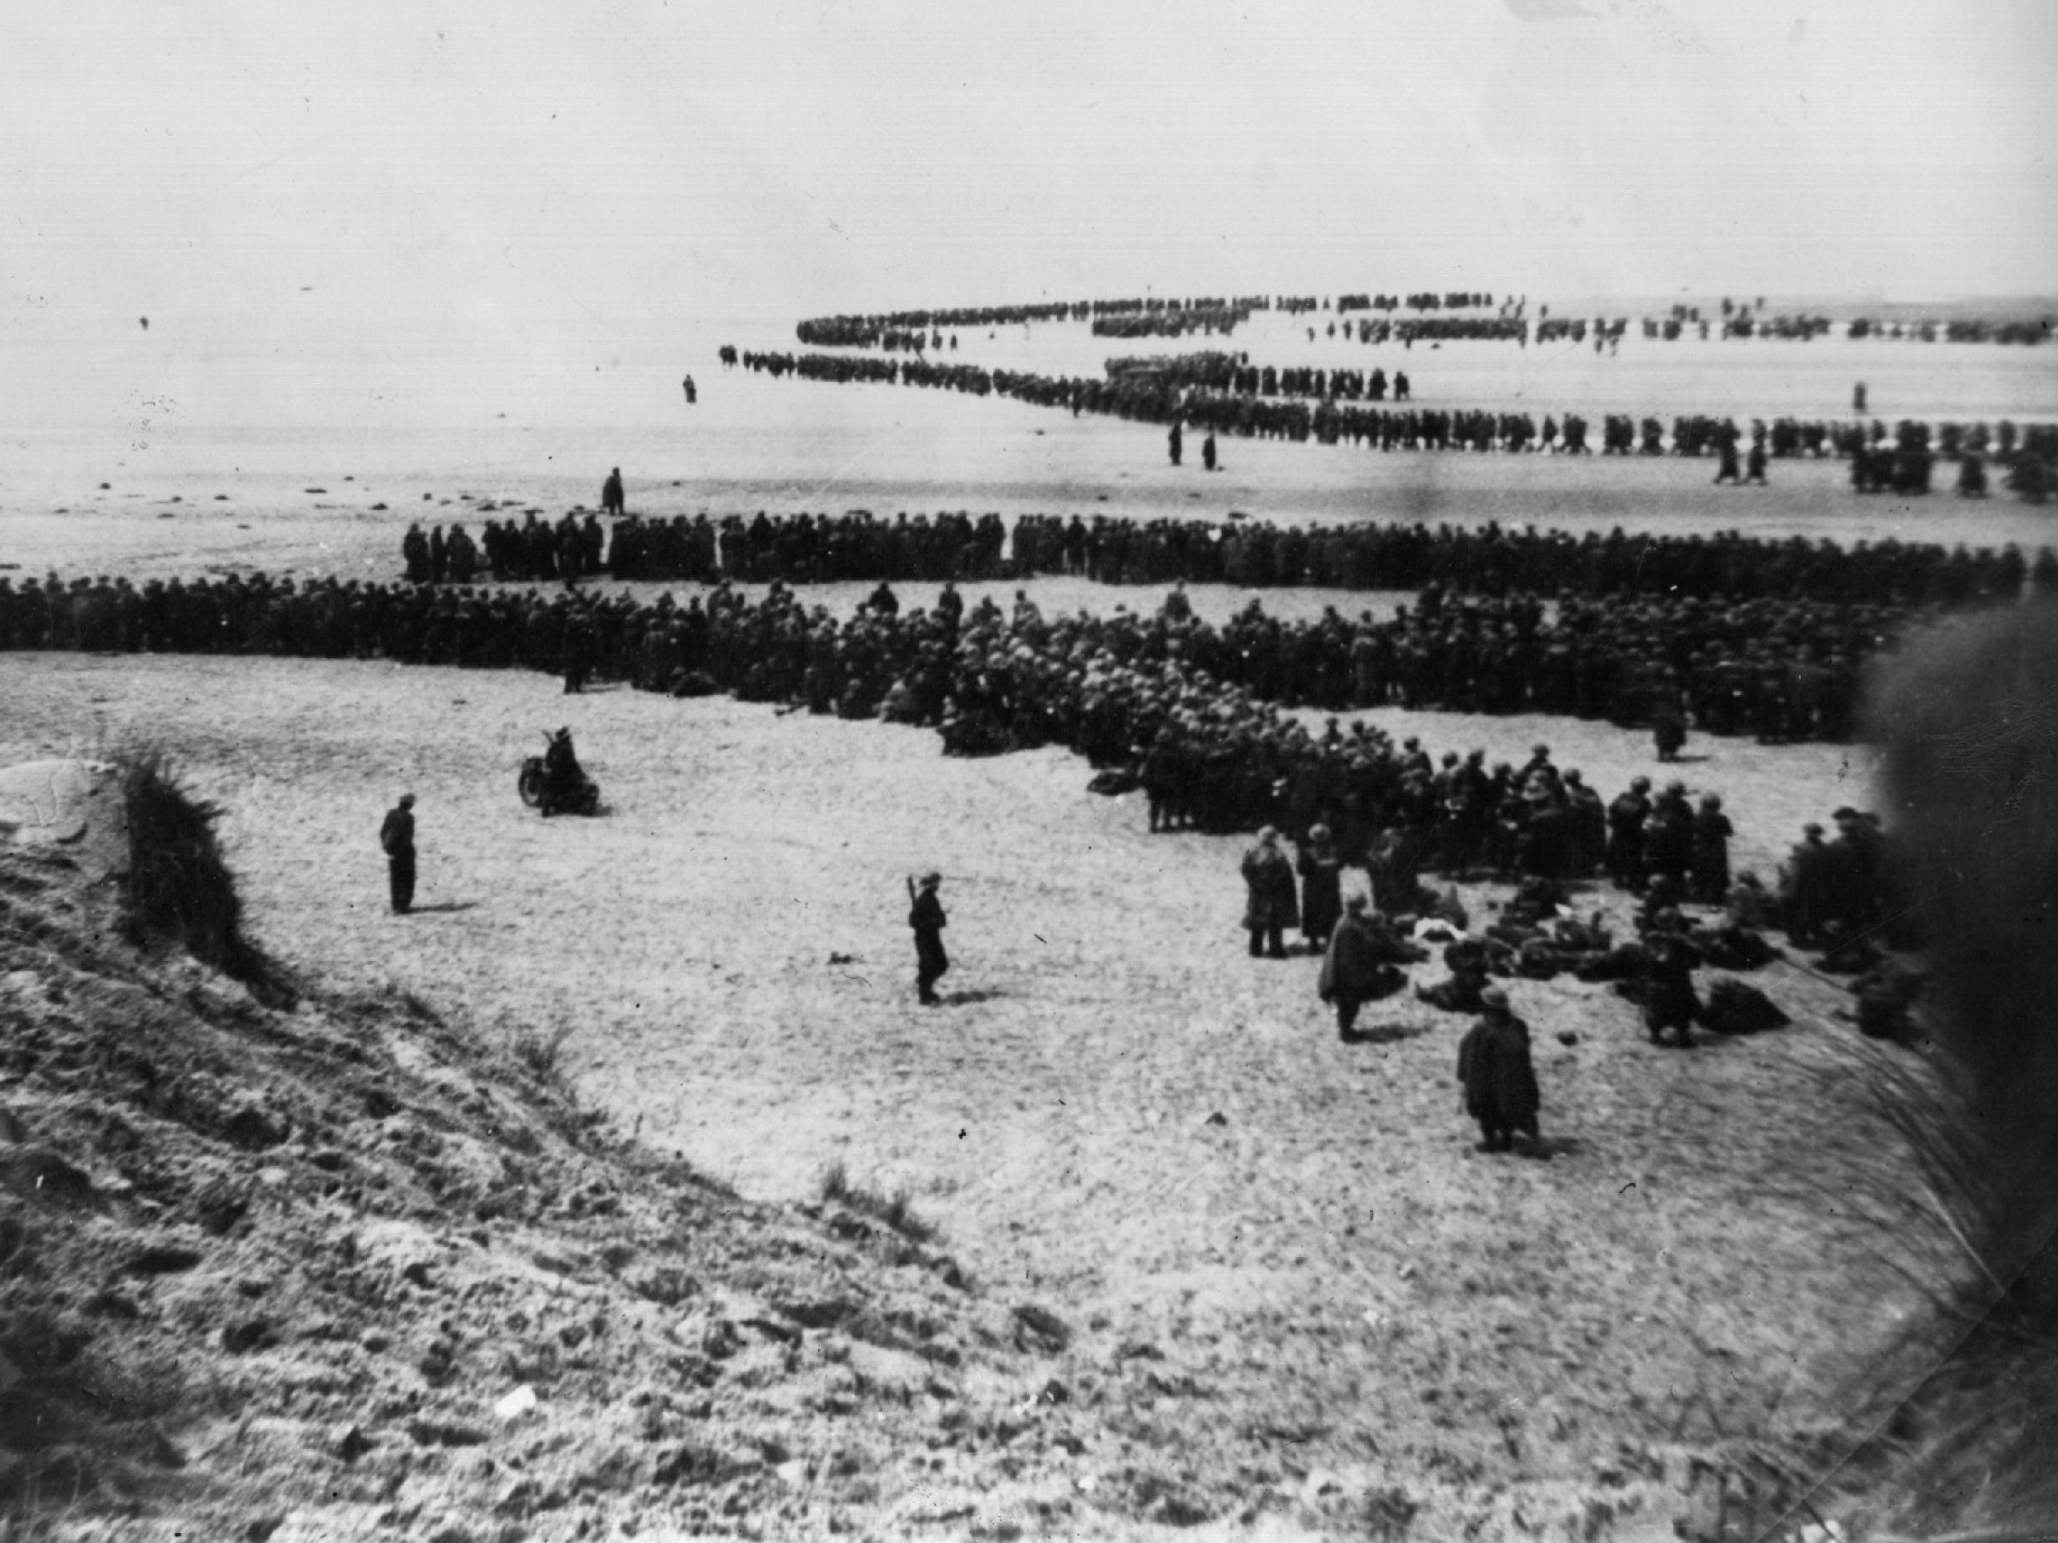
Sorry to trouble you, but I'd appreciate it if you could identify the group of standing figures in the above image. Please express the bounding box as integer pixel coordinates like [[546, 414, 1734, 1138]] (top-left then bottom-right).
[[1232, 779, 1905, 1156], [1239, 829, 1541, 1154]]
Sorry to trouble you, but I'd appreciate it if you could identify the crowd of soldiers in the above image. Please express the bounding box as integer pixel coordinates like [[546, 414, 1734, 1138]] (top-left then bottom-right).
[[0, 557, 1903, 863], [0, 561, 1873, 777], [1148, 590, 1884, 745], [372, 505, 2056, 751], [0, 555, 1978, 779], [4, 566, 1917, 1021]]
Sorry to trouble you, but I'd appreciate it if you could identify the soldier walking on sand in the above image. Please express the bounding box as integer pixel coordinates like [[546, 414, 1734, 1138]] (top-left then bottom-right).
[[907, 871, 949, 1005], [380, 794, 417, 915]]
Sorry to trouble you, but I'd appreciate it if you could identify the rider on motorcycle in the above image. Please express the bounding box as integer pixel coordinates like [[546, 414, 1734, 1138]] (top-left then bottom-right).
[[542, 727, 584, 813]]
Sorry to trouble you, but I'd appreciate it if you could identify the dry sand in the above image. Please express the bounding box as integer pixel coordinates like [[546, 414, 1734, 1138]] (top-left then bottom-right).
[[1, 645, 1942, 1536]]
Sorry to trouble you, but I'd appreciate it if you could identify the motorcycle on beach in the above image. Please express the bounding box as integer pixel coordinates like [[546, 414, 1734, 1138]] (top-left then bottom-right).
[[517, 728, 600, 817]]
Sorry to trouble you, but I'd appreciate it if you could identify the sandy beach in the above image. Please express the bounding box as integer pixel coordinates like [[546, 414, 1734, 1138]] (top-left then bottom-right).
[[3, 317, 2054, 1535], [0, 641, 1940, 1535]]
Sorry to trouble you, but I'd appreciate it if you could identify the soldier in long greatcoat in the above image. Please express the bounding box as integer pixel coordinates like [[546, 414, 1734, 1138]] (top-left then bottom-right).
[[1457, 987, 1540, 1152], [1241, 826, 1299, 958], [1296, 824, 1344, 948], [1319, 894, 1388, 1042]]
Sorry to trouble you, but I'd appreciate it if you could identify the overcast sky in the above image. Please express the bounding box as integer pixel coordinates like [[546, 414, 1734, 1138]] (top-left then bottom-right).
[[7, 0, 2055, 366]]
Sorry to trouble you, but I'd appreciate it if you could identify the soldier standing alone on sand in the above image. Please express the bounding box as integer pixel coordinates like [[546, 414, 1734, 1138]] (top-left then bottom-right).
[[907, 871, 948, 1005], [1457, 986, 1541, 1154], [380, 794, 416, 915], [1168, 421, 1184, 467], [601, 467, 625, 518], [1651, 674, 1688, 763]]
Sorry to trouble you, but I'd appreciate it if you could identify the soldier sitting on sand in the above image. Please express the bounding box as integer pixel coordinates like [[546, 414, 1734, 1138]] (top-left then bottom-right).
[[1416, 937, 1493, 1013]]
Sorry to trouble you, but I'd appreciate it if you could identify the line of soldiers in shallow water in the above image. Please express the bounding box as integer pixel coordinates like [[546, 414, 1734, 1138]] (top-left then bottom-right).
[[408, 506, 2055, 613], [733, 343, 2057, 481], [790, 293, 1503, 350], [793, 294, 1282, 346], [790, 294, 2045, 349]]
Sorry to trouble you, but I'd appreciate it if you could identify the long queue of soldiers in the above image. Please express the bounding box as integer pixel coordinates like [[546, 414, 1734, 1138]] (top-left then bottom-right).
[[730, 345, 2058, 483], [606, 510, 1009, 585], [1113, 351, 1418, 404], [404, 504, 2055, 613], [786, 288, 2045, 355], [839, 332, 2058, 471], [794, 294, 1278, 348], [794, 306, 2045, 356], [1007, 517, 2054, 604], [1091, 310, 1252, 339]]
